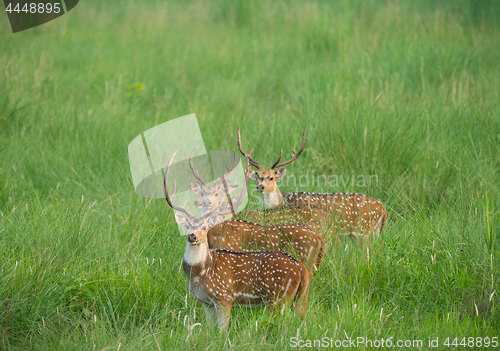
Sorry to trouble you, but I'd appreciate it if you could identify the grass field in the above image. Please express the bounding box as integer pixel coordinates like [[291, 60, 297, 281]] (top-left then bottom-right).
[[1, 0, 500, 349]]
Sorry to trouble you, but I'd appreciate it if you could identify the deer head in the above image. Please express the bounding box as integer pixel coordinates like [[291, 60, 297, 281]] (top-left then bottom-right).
[[164, 151, 249, 243], [238, 128, 305, 207], [188, 150, 239, 214]]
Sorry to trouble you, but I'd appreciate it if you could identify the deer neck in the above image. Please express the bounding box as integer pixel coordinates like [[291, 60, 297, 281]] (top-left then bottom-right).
[[183, 241, 212, 280], [261, 189, 283, 209], [218, 200, 234, 222], [183, 240, 215, 305]]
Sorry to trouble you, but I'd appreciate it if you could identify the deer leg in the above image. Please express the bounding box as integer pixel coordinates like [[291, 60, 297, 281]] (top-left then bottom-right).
[[293, 268, 310, 318], [359, 234, 372, 260], [215, 301, 233, 330], [204, 304, 216, 327], [325, 219, 341, 247], [276, 289, 295, 316], [265, 300, 280, 316], [373, 215, 384, 235], [264, 289, 283, 316], [313, 237, 325, 272], [271, 298, 286, 316], [302, 245, 316, 275], [271, 278, 302, 316]]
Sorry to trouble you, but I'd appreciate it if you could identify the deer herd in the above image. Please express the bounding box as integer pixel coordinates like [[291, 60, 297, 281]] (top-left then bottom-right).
[[163, 129, 387, 330]]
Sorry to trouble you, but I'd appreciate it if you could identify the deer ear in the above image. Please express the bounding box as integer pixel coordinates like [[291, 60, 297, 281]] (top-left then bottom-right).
[[193, 198, 204, 208], [275, 167, 286, 179], [206, 214, 219, 227], [218, 179, 230, 191], [218, 179, 238, 194], [248, 170, 259, 180], [190, 181, 202, 194], [174, 213, 188, 227]]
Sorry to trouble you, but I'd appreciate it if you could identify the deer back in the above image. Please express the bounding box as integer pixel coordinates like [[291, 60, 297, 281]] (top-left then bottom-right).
[[282, 192, 387, 236], [207, 220, 324, 272]]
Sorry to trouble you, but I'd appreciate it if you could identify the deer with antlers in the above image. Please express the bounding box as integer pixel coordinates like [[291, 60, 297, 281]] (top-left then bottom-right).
[[207, 219, 325, 273], [186, 150, 326, 269], [188, 150, 239, 223], [188, 149, 333, 239], [238, 128, 388, 242], [164, 151, 310, 330], [239, 205, 329, 232]]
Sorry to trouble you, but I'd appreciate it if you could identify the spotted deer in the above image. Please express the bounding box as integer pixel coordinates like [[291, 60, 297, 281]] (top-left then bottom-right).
[[164, 151, 310, 329], [238, 128, 388, 242], [189, 151, 323, 230], [188, 150, 325, 271], [238, 205, 329, 233], [188, 150, 239, 223], [235, 204, 344, 246], [189, 166, 325, 272], [188, 149, 332, 238], [207, 219, 325, 273]]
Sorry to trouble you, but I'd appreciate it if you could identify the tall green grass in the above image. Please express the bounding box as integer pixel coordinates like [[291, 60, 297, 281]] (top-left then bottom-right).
[[1, 0, 499, 349]]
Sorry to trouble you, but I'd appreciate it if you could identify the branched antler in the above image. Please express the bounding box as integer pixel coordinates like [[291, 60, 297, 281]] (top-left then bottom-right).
[[164, 151, 195, 218], [272, 131, 306, 169], [188, 149, 207, 185], [238, 128, 262, 169], [238, 128, 306, 170], [216, 156, 250, 216], [165, 151, 227, 220]]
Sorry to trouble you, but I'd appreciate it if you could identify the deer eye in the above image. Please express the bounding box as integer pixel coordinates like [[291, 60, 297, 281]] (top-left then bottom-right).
[[200, 192, 204, 196], [202, 226, 206, 230], [270, 177, 274, 181], [215, 193, 219, 196]]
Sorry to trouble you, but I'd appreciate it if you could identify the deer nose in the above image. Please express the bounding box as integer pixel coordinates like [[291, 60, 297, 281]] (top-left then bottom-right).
[[257, 185, 264, 192], [204, 199, 211, 206], [187, 234, 197, 242]]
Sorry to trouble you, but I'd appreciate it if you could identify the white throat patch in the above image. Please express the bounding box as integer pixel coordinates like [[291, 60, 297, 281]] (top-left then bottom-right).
[[261, 191, 282, 209], [184, 242, 209, 266]]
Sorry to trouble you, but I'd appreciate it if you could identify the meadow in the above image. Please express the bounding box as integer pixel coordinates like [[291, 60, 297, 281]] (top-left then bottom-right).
[[1, 0, 500, 349]]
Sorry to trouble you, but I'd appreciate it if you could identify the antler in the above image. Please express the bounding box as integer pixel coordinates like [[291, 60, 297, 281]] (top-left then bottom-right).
[[270, 149, 283, 169], [188, 149, 207, 185], [238, 128, 262, 169], [216, 152, 239, 187], [165, 151, 228, 220], [223, 152, 238, 180], [215, 156, 250, 216], [272, 130, 306, 169], [164, 151, 195, 218]]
